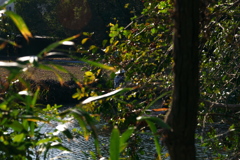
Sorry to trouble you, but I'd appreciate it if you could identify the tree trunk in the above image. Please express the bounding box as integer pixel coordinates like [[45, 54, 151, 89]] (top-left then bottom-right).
[[163, 0, 200, 159]]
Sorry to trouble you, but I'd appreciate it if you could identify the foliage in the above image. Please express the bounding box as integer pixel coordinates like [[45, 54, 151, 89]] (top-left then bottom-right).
[[0, 0, 239, 159], [197, 0, 240, 158], [78, 0, 239, 158], [0, 5, 99, 159]]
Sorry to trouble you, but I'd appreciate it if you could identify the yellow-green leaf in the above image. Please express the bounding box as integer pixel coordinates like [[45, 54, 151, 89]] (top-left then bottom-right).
[[13, 133, 25, 142], [5, 11, 32, 41], [82, 38, 89, 44], [79, 58, 115, 71]]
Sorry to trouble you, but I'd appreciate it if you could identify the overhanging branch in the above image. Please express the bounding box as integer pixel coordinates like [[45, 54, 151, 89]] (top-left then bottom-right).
[[201, 100, 240, 111]]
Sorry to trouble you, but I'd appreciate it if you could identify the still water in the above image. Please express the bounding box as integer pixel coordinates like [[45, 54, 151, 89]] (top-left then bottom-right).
[[35, 105, 228, 160]]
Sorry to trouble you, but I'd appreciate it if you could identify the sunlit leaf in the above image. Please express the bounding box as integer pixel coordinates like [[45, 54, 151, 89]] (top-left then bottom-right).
[[53, 71, 64, 85], [83, 71, 96, 85], [13, 133, 25, 142], [18, 90, 32, 96], [5, 11, 32, 41], [82, 38, 89, 44], [0, 61, 25, 68], [45, 52, 67, 57], [17, 56, 38, 63], [36, 137, 59, 145], [38, 34, 80, 57], [82, 88, 133, 104], [0, 37, 20, 47], [79, 58, 115, 71], [0, 103, 9, 111], [62, 41, 74, 45]]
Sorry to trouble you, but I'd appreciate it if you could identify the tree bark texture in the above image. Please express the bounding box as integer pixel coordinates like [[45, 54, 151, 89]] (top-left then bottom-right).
[[164, 0, 200, 159]]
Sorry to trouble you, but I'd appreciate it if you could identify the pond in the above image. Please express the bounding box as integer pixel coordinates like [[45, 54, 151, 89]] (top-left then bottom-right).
[[35, 104, 229, 160], [35, 105, 169, 160]]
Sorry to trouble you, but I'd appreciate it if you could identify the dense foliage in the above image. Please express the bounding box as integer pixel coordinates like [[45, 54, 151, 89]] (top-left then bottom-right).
[[0, 0, 239, 159]]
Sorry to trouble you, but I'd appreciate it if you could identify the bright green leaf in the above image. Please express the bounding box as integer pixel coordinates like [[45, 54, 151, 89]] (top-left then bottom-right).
[[13, 133, 25, 142], [110, 126, 120, 160]]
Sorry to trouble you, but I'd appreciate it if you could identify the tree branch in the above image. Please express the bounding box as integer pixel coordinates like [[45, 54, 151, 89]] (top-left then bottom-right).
[[201, 100, 240, 111]]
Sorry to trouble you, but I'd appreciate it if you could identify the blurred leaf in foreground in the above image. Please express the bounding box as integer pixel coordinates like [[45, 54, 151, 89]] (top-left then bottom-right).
[[5, 11, 32, 41]]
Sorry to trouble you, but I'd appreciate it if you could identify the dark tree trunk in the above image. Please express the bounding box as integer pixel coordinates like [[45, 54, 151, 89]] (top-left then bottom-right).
[[163, 0, 200, 159]]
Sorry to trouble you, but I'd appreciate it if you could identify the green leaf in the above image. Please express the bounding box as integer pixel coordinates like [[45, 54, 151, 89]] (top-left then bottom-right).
[[13, 133, 25, 143], [136, 116, 171, 129], [102, 39, 108, 47], [50, 143, 72, 152], [5, 11, 32, 41], [36, 137, 59, 145], [146, 120, 162, 160], [51, 64, 69, 73], [119, 127, 134, 152], [38, 34, 80, 57], [8, 121, 24, 132], [110, 126, 120, 160], [0, 37, 19, 47], [0, 103, 9, 111], [78, 58, 115, 71], [31, 87, 39, 107], [38, 64, 54, 70]]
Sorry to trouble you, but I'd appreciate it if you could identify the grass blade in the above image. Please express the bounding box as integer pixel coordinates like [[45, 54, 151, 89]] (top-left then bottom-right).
[[110, 126, 120, 160]]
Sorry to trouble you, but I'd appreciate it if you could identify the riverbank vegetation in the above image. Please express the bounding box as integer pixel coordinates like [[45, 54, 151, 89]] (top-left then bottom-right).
[[0, 0, 239, 159]]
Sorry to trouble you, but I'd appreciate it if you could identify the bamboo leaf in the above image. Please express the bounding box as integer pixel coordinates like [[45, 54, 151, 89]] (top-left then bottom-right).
[[31, 87, 40, 107], [120, 127, 134, 152], [5, 11, 32, 41], [82, 88, 132, 104], [0, 61, 25, 68], [146, 120, 162, 160], [38, 34, 80, 57], [51, 64, 69, 73], [50, 143, 71, 152], [0, 38, 19, 47], [110, 126, 120, 160], [78, 58, 115, 71]]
